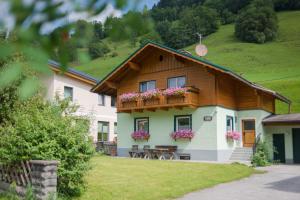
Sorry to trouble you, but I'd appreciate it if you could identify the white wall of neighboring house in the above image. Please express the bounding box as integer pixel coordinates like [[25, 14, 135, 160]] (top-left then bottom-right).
[[41, 72, 117, 142]]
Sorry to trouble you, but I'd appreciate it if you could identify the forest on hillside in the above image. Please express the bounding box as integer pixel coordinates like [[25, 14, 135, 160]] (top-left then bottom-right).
[[58, 0, 300, 62]]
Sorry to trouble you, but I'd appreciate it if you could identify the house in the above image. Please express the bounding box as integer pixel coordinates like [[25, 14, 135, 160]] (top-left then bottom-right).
[[91, 41, 298, 162], [42, 60, 117, 143]]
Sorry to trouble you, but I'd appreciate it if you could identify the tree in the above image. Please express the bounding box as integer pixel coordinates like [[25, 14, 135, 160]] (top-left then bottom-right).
[[92, 21, 105, 41], [88, 42, 110, 59], [235, 0, 278, 43], [273, 0, 300, 11], [0, 95, 95, 197]]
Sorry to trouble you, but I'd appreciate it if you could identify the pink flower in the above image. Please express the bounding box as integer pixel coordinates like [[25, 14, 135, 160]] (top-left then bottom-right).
[[131, 130, 150, 140], [120, 92, 139, 103], [226, 131, 241, 141], [162, 87, 187, 97], [171, 129, 194, 140], [140, 89, 161, 100]]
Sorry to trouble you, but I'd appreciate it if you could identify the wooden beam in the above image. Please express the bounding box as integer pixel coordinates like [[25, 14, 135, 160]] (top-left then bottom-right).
[[128, 62, 141, 71], [174, 106, 183, 110], [106, 81, 118, 89], [146, 108, 156, 112], [160, 107, 169, 111]]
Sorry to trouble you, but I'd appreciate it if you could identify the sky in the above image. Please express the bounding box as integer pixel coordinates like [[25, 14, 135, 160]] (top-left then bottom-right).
[[0, 0, 160, 34]]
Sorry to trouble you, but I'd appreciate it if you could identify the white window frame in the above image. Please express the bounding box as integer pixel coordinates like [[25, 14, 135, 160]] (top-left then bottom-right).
[[98, 94, 105, 106], [64, 86, 73, 101], [226, 116, 234, 132], [98, 121, 109, 142], [168, 76, 186, 88], [135, 118, 149, 132], [139, 81, 156, 92], [175, 115, 192, 131]]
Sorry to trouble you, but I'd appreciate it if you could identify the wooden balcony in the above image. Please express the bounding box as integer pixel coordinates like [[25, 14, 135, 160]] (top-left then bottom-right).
[[117, 86, 199, 113]]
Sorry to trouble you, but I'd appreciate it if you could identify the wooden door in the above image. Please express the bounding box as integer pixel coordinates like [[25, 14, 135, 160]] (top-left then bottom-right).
[[273, 134, 286, 163], [242, 120, 256, 147]]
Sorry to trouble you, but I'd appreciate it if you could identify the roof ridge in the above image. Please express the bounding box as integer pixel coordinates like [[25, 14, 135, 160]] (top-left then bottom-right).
[[48, 59, 99, 83]]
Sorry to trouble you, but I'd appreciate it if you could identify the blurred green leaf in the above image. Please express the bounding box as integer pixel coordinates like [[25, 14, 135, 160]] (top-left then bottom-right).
[[0, 62, 22, 88], [18, 77, 39, 100], [0, 43, 15, 59]]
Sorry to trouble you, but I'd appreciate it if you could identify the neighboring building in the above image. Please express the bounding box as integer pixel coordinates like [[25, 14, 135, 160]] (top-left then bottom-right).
[[42, 60, 117, 143], [91, 41, 298, 162]]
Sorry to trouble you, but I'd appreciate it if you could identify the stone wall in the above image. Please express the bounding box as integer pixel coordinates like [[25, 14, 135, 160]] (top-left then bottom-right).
[[0, 160, 58, 200]]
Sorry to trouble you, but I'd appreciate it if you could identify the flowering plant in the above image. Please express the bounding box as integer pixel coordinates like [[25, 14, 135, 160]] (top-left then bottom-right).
[[171, 129, 194, 140], [162, 87, 187, 97], [131, 130, 150, 141], [140, 89, 161, 100], [226, 131, 241, 141], [120, 92, 139, 103]]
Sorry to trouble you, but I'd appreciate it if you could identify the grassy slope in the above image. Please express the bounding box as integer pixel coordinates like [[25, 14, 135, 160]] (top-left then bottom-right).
[[76, 156, 254, 200], [74, 11, 300, 113]]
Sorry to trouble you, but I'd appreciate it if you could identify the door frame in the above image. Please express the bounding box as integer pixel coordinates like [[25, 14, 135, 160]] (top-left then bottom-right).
[[272, 133, 286, 163], [242, 119, 256, 147], [292, 128, 300, 164]]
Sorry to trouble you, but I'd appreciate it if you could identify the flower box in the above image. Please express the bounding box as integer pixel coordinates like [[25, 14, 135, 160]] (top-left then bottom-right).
[[140, 89, 161, 100], [171, 129, 194, 141], [120, 92, 139, 103], [131, 130, 150, 141], [226, 131, 241, 141], [162, 87, 187, 97]]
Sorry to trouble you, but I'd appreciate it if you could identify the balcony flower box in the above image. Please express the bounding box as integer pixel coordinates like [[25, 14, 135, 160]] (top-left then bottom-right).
[[226, 131, 241, 141], [162, 87, 187, 97], [120, 92, 139, 103], [171, 129, 194, 141], [131, 130, 150, 141], [141, 89, 161, 106]]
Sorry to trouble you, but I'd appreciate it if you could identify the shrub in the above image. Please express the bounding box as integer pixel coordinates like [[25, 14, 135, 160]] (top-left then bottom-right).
[[88, 42, 110, 59], [235, 0, 278, 43], [0, 95, 95, 197], [251, 141, 270, 167]]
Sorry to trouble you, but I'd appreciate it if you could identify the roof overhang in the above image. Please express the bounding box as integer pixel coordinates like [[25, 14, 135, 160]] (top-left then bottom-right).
[[48, 60, 98, 86], [91, 41, 291, 105], [263, 114, 300, 126]]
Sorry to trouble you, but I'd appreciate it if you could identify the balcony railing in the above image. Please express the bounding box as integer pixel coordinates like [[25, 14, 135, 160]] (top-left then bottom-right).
[[117, 86, 199, 112]]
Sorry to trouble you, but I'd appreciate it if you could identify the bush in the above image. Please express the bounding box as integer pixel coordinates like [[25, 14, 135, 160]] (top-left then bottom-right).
[[0, 96, 95, 197], [235, 0, 278, 43], [251, 141, 270, 167], [88, 42, 110, 59]]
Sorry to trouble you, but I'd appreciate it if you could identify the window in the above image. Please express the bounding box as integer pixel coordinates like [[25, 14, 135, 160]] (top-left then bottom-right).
[[111, 96, 116, 107], [226, 116, 234, 132], [98, 94, 105, 106], [174, 115, 192, 131], [139, 81, 156, 92], [64, 86, 73, 101], [135, 118, 149, 132], [243, 120, 255, 131], [168, 76, 186, 88], [98, 121, 109, 142], [114, 122, 117, 134]]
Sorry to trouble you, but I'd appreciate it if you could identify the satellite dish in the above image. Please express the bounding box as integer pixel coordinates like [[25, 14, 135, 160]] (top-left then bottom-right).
[[195, 44, 208, 57]]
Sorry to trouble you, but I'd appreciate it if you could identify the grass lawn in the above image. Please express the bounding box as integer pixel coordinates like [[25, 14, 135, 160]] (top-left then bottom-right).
[[76, 155, 255, 200], [74, 11, 300, 114]]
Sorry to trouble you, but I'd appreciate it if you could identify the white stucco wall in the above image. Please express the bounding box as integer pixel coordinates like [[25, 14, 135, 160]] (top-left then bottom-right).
[[264, 125, 300, 163], [117, 106, 273, 161], [41, 73, 117, 142]]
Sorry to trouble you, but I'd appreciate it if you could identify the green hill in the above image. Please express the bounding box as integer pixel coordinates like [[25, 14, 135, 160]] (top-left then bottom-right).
[[74, 11, 300, 114]]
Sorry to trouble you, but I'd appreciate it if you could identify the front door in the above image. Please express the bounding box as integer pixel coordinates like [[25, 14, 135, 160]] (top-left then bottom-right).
[[292, 128, 300, 164], [273, 134, 286, 163], [242, 120, 256, 147]]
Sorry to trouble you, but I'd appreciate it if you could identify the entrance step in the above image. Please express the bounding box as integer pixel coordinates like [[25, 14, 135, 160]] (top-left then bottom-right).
[[230, 147, 253, 161]]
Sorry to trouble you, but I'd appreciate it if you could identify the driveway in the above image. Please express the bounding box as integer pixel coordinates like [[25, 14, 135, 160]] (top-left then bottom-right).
[[177, 165, 300, 200]]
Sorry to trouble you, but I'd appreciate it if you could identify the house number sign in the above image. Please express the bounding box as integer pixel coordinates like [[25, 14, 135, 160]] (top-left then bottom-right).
[[204, 116, 212, 121]]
